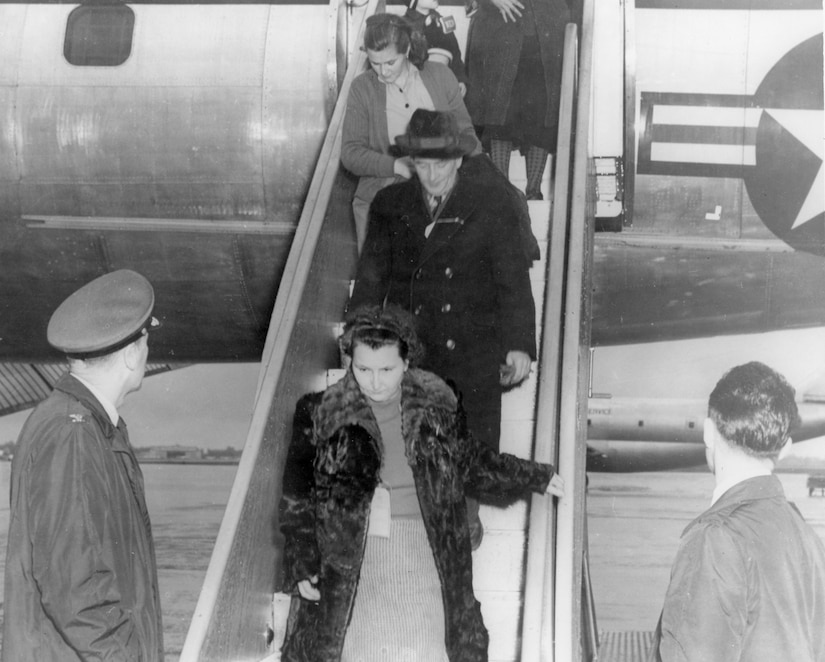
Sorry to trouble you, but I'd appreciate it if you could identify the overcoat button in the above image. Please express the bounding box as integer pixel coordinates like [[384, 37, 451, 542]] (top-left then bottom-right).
[[444, 268, 453, 278], [446, 339, 456, 350], [414, 305, 422, 315], [441, 303, 451, 313]]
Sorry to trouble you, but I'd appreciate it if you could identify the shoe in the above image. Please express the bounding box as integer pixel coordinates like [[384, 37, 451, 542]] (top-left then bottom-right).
[[526, 190, 543, 201]]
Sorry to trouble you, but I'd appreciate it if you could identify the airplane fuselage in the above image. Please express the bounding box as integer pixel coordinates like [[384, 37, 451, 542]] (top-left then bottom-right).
[[0, 0, 822, 363], [0, 0, 336, 361]]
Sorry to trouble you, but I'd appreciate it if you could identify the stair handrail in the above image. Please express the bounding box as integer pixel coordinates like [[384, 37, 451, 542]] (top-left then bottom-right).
[[180, 0, 380, 657], [520, 20, 579, 662], [554, 0, 597, 658]]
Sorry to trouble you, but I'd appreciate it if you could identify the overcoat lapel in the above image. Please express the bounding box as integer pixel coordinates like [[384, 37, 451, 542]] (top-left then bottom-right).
[[416, 177, 479, 266], [418, 216, 464, 264]]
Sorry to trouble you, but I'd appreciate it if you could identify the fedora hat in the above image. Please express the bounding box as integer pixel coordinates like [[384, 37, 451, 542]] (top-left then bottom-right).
[[392, 109, 476, 159]]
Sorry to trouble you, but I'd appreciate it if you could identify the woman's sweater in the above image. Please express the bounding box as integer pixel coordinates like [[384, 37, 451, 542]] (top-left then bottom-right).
[[341, 60, 480, 180]]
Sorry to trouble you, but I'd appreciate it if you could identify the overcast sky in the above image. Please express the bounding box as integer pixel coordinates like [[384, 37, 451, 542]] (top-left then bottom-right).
[[2, 327, 825, 455]]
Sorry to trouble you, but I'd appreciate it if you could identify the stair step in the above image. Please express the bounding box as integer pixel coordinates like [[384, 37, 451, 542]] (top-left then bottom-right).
[[598, 631, 656, 662]]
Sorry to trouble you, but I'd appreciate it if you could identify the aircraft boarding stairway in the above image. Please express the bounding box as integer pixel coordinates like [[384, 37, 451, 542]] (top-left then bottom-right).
[[179, 1, 650, 660]]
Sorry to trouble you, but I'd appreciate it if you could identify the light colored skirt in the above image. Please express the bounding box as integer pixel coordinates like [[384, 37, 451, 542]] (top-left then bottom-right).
[[341, 518, 449, 662]]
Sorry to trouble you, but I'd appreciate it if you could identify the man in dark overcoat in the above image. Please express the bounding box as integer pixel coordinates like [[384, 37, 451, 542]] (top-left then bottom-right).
[[349, 108, 537, 453]]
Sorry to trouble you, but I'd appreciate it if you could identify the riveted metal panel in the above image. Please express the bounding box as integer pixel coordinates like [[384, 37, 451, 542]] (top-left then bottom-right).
[[6, 4, 333, 223], [261, 4, 333, 220], [0, 6, 26, 215]]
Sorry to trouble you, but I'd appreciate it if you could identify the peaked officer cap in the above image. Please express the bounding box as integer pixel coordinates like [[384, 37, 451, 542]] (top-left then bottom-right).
[[48, 269, 159, 358]]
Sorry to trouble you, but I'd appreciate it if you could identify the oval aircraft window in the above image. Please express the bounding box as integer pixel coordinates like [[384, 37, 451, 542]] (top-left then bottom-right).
[[64, 3, 135, 66]]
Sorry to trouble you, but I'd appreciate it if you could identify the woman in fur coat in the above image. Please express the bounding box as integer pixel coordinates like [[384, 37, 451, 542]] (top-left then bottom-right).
[[278, 305, 564, 662]]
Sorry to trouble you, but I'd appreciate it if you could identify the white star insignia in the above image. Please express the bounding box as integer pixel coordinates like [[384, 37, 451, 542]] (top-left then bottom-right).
[[763, 109, 824, 229]]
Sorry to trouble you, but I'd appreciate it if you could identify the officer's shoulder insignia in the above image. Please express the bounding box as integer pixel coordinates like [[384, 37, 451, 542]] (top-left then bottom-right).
[[69, 413, 85, 423]]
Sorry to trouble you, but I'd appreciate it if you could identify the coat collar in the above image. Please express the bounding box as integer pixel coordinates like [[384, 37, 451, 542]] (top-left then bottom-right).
[[55, 373, 129, 447], [413, 165, 483, 264], [682, 474, 785, 538], [397, 156, 497, 235], [315, 368, 458, 443], [417, 166, 481, 221]]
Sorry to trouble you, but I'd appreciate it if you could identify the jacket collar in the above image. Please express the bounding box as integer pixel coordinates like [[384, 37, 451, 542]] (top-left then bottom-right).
[[413, 168, 481, 264], [683, 474, 785, 537], [316, 370, 380, 442], [315, 368, 458, 443], [55, 373, 129, 447], [417, 167, 481, 220]]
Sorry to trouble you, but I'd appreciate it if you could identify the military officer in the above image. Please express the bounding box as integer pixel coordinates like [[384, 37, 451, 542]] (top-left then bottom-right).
[[2, 269, 165, 662]]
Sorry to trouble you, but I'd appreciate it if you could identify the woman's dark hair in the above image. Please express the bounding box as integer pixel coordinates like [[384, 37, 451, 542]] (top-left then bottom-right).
[[339, 304, 425, 368], [363, 13, 428, 69]]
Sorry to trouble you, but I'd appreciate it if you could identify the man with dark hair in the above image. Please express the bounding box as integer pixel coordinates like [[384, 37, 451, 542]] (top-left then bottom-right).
[[2, 270, 164, 662], [652, 361, 825, 662]]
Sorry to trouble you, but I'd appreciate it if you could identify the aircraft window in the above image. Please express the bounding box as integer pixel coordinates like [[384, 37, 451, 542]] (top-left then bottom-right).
[[64, 4, 134, 66]]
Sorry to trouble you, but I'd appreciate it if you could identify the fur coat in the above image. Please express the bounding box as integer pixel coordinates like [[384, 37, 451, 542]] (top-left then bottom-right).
[[278, 368, 554, 662]]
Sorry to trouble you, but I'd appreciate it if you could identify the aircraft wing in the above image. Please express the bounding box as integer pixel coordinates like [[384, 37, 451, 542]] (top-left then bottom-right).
[[0, 362, 178, 418]]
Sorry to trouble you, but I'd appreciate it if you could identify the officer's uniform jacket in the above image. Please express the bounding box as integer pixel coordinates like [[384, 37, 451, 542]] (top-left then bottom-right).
[[350, 154, 537, 441], [2, 374, 164, 662]]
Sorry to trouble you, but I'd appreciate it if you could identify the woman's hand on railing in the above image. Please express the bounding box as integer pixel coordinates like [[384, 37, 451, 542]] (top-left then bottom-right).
[[546, 472, 564, 498]]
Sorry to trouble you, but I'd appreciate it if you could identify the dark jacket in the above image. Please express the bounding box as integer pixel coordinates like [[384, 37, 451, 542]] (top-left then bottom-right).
[[465, 0, 571, 128], [278, 369, 554, 662], [349, 154, 537, 437], [2, 374, 164, 662], [653, 475, 825, 662]]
